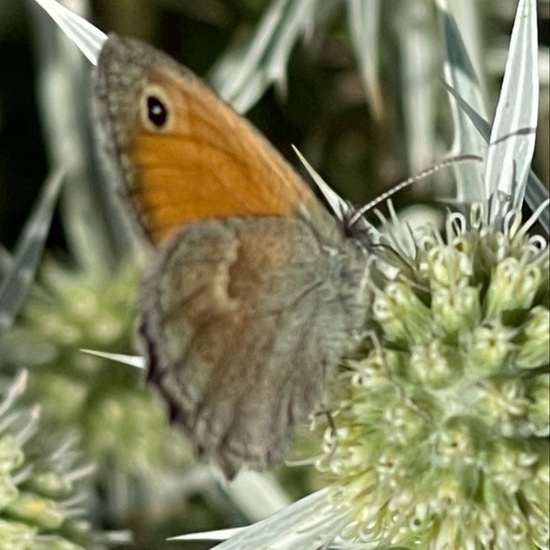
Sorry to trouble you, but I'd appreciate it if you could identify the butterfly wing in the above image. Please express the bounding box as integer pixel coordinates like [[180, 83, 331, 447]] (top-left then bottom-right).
[[92, 34, 369, 476], [93, 34, 327, 244], [139, 216, 367, 478]]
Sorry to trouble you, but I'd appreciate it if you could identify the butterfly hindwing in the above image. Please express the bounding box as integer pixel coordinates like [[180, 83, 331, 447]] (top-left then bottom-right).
[[139, 216, 366, 477]]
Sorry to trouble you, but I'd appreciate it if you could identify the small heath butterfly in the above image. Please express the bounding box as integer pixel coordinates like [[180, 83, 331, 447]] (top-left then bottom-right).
[[92, 35, 369, 478]]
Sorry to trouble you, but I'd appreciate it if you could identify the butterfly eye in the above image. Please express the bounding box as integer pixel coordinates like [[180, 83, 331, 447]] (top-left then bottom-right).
[[146, 95, 169, 128]]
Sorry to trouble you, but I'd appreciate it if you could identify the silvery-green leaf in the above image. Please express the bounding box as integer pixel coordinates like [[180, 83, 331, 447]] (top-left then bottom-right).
[[219, 471, 291, 523], [444, 79, 549, 234], [346, 0, 382, 118], [293, 147, 379, 241], [486, 0, 539, 224], [31, 0, 138, 267], [524, 171, 550, 233], [438, 1, 487, 201], [396, 0, 438, 174], [445, 0, 485, 79], [0, 169, 64, 332], [173, 489, 352, 550], [80, 349, 144, 369], [210, 0, 332, 113], [170, 527, 243, 542], [293, 147, 351, 221], [32, 0, 106, 65]]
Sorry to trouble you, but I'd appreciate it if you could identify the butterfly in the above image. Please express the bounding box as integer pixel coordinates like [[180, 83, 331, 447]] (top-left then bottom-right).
[[92, 34, 369, 479]]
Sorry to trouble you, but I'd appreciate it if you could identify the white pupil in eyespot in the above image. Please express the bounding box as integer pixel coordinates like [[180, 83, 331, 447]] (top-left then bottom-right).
[[146, 95, 168, 128]]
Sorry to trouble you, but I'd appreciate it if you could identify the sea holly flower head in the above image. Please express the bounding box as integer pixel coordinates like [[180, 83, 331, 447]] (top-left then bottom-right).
[[0, 372, 94, 550], [319, 204, 549, 548]]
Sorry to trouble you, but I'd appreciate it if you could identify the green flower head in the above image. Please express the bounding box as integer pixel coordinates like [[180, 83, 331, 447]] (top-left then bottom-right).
[[0, 372, 94, 550], [319, 207, 549, 548]]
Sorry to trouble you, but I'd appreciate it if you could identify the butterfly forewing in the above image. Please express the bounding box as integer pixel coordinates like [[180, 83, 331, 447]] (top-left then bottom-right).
[[93, 34, 323, 244]]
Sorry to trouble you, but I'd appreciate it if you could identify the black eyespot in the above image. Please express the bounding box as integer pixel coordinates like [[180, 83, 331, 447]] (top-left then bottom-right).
[[146, 95, 168, 128]]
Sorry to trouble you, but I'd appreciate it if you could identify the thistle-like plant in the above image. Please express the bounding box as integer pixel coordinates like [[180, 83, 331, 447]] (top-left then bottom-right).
[[0, 371, 94, 550], [318, 206, 548, 548]]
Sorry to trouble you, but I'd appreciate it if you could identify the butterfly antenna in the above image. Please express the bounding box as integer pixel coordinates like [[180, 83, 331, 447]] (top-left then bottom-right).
[[347, 154, 482, 228]]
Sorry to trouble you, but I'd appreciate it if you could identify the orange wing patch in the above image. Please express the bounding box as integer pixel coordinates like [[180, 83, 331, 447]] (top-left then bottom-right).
[[127, 71, 315, 243]]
